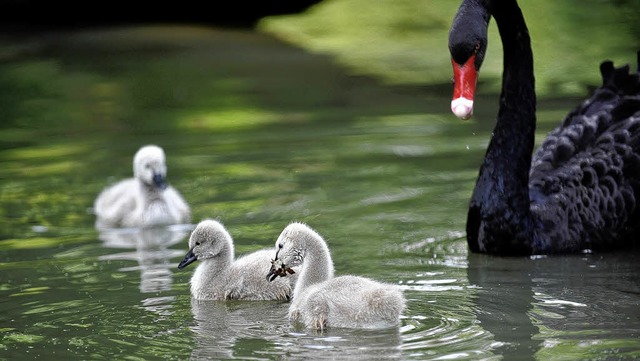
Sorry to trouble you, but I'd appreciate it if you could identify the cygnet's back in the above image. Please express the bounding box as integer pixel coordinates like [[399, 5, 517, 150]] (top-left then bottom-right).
[[267, 222, 406, 330], [179, 219, 295, 301], [291, 274, 406, 330], [94, 145, 191, 229]]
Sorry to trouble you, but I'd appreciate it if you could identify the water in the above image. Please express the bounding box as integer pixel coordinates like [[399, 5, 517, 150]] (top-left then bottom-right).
[[1, 25, 639, 361]]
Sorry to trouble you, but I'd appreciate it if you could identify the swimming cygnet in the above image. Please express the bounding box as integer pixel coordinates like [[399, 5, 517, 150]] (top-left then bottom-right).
[[94, 145, 191, 229], [267, 222, 406, 330], [178, 219, 296, 301]]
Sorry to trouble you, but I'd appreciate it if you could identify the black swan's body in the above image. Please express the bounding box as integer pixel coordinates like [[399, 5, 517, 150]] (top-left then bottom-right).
[[449, 0, 640, 255]]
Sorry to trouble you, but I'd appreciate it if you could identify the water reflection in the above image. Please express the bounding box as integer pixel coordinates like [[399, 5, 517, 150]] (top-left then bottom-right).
[[189, 298, 403, 360], [467, 251, 640, 360], [280, 327, 402, 361], [467, 255, 539, 360], [98, 226, 191, 293], [189, 299, 288, 359]]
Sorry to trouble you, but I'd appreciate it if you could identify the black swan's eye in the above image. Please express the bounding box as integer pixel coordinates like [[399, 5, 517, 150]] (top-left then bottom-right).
[[474, 42, 481, 53]]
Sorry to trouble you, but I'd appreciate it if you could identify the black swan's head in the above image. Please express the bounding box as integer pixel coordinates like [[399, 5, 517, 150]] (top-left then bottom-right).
[[448, 0, 491, 120]]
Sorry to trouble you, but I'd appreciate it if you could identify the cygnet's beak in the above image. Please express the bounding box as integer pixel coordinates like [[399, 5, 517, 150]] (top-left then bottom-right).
[[153, 173, 168, 190], [266, 266, 279, 282], [178, 248, 197, 269], [266, 249, 282, 282], [266, 258, 295, 282]]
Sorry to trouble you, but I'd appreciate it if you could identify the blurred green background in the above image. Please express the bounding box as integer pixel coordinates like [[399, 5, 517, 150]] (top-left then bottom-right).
[[259, 0, 640, 95]]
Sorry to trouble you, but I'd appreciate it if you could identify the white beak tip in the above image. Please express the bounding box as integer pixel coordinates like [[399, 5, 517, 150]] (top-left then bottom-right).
[[451, 98, 474, 120]]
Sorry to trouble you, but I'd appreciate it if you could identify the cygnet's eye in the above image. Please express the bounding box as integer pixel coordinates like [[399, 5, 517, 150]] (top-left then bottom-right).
[[278, 243, 283, 249], [195, 241, 201, 246]]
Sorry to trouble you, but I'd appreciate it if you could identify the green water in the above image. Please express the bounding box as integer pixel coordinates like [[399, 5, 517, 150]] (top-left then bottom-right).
[[1, 4, 640, 360]]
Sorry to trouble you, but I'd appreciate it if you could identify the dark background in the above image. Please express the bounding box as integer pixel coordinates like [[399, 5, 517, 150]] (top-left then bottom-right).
[[0, 0, 324, 31]]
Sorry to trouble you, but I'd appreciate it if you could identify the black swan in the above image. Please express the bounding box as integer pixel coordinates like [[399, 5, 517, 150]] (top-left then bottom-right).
[[448, 0, 640, 255]]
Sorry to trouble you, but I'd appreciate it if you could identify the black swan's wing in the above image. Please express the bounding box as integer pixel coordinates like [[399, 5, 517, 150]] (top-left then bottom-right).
[[529, 53, 640, 251]]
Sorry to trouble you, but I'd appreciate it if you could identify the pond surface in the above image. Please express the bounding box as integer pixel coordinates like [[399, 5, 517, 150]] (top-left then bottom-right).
[[1, 25, 639, 361]]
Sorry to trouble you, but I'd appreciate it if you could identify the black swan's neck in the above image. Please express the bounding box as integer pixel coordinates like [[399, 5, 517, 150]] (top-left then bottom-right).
[[492, 2, 536, 123], [467, 0, 538, 254]]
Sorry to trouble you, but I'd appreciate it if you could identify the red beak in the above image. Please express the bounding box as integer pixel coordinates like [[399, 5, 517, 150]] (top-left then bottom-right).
[[451, 55, 477, 120]]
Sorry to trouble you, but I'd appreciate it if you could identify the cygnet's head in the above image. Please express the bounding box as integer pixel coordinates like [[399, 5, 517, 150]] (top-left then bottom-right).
[[267, 222, 321, 281], [133, 145, 168, 190], [178, 219, 233, 270], [275, 222, 316, 267]]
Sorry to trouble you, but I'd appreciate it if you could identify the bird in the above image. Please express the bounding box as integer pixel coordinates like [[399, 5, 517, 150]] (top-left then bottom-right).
[[448, 0, 640, 255], [177, 219, 296, 301], [93, 145, 191, 229], [267, 222, 406, 330]]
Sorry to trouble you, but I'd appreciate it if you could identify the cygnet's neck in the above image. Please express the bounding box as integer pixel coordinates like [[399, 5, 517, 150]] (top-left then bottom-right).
[[294, 231, 335, 299], [138, 179, 164, 198], [191, 245, 234, 296]]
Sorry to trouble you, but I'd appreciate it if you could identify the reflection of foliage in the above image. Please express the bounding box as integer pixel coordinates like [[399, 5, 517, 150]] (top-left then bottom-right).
[[0, 60, 106, 134], [534, 322, 640, 360], [0, 175, 95, 240], [2, 332, 46, 344], [0, 61, 58, 130]]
